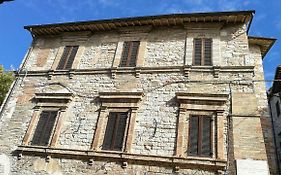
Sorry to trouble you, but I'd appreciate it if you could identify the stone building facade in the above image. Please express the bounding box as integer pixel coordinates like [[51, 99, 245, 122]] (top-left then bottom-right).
[[268, 65, 281, 173], [0, 10, 278, 174]]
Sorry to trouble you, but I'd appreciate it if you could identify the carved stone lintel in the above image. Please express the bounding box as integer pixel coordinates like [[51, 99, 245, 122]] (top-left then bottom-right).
[[213, 66, 220, 78]]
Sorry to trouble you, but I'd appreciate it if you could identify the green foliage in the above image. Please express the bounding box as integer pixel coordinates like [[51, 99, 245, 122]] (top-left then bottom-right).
[[0, 65, 15, 105]]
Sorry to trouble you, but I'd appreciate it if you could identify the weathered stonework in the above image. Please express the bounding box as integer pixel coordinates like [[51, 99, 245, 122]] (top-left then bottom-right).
[[0, 11, 278, 175]]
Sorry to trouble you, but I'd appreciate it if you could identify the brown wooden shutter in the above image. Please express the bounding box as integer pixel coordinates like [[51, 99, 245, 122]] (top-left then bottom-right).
[[102, 113, 116, 150], [188, 116, 199, 156], [201, 116, 212, 157], [120, 41, 140, 67], [102, 112, 128, 151], [32, 111, 57, 146], [120, 42, 130, 67], [114, 112, 128, 150], [57, 46, 79, 70], [194, 39, 202, 65], [57, 46, 71, 70], [65, 46, 79, 69], [129, 41, 140, 67], [204, 39, 212, 66]]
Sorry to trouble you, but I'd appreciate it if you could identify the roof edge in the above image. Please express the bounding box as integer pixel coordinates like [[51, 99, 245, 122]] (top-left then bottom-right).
[[248, 36, 276, 59], [24, 10, 255, 29]]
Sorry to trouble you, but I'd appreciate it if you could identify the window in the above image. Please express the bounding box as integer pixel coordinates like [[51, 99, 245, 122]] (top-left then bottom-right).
[[57, 46, 79, 70], [102, 112, 128, 151], [188, 115, 212, 157], [193, 38, 212, 66], [276, 101, 280, 117], [31, 110, 58, 146], [119, 41, 140, 67]]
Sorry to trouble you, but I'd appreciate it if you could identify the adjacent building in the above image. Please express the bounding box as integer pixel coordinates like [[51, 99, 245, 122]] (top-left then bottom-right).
[[0, 10, 278, 174], [268, 65, 281, 174]]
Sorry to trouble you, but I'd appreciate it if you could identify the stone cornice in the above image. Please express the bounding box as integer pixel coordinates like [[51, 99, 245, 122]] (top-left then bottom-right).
[[15, 66, 255, 79]]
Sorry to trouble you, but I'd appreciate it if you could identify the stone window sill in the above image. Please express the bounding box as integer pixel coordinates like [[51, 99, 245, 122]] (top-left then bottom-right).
[[16, 145, 226, 171]]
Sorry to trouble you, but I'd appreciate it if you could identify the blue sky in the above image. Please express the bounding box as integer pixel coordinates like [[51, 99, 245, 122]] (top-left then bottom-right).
[[0, 0, 280, 87]]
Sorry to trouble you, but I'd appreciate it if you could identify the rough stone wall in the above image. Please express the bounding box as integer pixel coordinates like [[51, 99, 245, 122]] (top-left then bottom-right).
[[220, 24, 249, 66], [144, 27, 185, 67], [0, 23, 275, 174], [251, 45, 278, 175]]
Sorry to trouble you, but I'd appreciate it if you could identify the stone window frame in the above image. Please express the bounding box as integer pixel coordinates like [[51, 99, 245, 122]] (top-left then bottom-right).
[[56, 45, 80, 70], [22, 93, 74, 148], [51, 45, 84, 70], [111, 26, 151, 78], [48, 32, 89, 79], [187, 111, 215, 157], [91, 92, 144, 153], [175, 92, 228, 160], [184, 23, 222, 68]]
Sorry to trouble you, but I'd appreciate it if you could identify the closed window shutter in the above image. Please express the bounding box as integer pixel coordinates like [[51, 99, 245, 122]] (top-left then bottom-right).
[[188, 116, 199, 156], [201, 116, 212, 157], [194, 39, 202, 65], [114, 112, 128, 150], [120, 41, 140, 67], [57, 46, 79, 70], [129, 41, 140, 67], [102, 113, 116, 150], [57, 46, 71, 70], [102, 112, 128, 151], [204, 39, 212, 66], [32, 111, 57, 146], [65, 46, 79, 69], [120, 42, 130, 67]]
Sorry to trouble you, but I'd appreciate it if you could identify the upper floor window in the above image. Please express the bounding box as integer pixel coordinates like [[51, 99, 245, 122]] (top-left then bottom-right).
[[188, 115, 212, 157], [31, 110, 58, 146], [193, 38, 212, 66], [57, 46, 79, 70], [102, 112, 128, 151], [119, 41, 140, 67]]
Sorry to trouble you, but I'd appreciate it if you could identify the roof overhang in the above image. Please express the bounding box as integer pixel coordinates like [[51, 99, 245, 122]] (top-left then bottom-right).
[[24, 10, 255, 37], [271, 65, 281, 94], [248, 36, 276, 59]]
